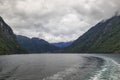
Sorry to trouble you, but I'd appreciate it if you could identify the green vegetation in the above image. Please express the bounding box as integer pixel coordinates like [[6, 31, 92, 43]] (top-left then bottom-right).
[[65, 16, 120, 53], [0, 35, 26, 55], [0, 16, 27, 55], [17, 35, 59, 53]]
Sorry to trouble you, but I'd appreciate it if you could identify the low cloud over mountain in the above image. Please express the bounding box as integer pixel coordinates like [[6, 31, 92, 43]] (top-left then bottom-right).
[[0, 0, 120, 42]]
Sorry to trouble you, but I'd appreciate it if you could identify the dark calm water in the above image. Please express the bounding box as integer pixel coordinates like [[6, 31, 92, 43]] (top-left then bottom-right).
[[0, 54, 120, 80]]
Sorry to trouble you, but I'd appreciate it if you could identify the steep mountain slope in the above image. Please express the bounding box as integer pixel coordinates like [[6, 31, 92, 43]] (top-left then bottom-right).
[[65, 15, 120, 53], [17, 35, 60, 53], [0, 16, 27, 54]]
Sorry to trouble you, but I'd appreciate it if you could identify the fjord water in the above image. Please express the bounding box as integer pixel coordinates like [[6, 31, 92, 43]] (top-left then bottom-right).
[[0, 54, 120, 80]]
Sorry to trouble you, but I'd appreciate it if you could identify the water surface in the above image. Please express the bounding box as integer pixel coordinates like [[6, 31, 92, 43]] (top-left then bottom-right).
[[0, 54, 119, 80]]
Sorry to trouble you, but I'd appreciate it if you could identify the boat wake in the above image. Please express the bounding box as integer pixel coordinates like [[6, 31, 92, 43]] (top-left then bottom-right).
[[89, 57, 120, 80], [0, 55, 119, 80], [43, 57, 105, 80], [43, 56, 120, 80], [43, 64, 80, 80]]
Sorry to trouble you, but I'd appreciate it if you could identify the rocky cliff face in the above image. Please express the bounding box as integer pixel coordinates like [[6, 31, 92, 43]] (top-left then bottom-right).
[[0, 16, 27, 54]]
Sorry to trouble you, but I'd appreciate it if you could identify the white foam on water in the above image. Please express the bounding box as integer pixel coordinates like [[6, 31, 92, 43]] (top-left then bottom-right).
[[42, 64, 80, 80], [42, 56, 120, 80], [89, 57, 120, 80], [42, 57, 107, 80], [88, 65, 107, 80]]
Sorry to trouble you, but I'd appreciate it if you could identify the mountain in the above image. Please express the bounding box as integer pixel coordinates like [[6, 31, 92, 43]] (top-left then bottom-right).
[[65, 15, 120, 53], [0, 16, 27, 55], [17, 35, 60, 53], [52, 41, 73, 48]]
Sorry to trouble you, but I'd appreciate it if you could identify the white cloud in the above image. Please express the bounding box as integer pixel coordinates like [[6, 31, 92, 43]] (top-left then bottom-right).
[[0, 0, 120, 42]]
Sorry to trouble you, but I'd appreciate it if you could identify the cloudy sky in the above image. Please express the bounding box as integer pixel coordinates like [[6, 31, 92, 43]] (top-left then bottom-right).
[[0, 0, 120, 42]]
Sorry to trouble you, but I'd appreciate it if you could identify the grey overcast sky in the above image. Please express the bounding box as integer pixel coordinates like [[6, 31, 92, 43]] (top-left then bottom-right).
[[0, 0, 120, 42]]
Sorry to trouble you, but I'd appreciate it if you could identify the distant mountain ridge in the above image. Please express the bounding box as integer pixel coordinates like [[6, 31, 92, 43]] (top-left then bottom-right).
[[0, 16, 26, 54], [1, 15, 120, 54], [52, 41, 73, 48], [65, 15, 120, 53], [17, 35, 60, 53]]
